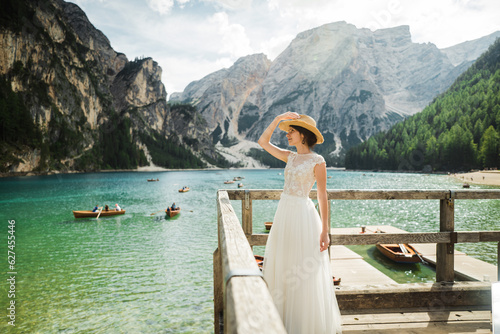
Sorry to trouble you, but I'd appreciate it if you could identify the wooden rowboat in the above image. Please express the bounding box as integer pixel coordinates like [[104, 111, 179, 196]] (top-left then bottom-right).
[[224, 180, 235, 184], [254, 255, 264, 270], [376, 243, 422, 263], [165, 207, 181, 218], [265, 222, 273, 230], [73, 210, 125, 218], [179, 187, 190, 192]]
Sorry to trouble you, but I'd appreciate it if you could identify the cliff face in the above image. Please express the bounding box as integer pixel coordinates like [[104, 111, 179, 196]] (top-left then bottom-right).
[[178, 53, 272, 143], [176, 22, 499, 162], [0, 0, 222, 173]]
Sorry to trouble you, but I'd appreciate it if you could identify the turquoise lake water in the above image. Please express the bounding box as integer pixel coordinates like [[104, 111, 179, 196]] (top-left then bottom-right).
[[0, 170, 499, 333]]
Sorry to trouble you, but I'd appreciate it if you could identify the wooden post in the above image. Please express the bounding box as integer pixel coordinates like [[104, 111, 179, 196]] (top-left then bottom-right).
[[213, 248, 223, 334], [242, 190, 253, 248], [436, 195, 455, 282]]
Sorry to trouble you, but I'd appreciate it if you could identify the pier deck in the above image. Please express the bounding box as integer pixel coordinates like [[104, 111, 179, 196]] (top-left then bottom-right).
[[330, 244, 397, 285], [330, 225, 495, 333], [341, 307, 492, 333], [215, 189, 500, 334]]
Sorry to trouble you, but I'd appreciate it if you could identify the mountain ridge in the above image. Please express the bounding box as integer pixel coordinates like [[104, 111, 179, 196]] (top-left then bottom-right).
[[0, 0, 229, 173], [175, 21, 500, 165]]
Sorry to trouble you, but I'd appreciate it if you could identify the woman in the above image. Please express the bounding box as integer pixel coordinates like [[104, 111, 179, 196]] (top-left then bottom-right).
[[258, 111, 342, 333]]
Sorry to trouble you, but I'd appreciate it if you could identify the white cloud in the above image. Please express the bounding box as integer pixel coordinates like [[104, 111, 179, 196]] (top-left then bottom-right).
[[209, 12, 253, 57], [260, 34, 295, 60], [210, 0, 253, 10], [74, 0, 500, 92], [146, 0, 175, 15]]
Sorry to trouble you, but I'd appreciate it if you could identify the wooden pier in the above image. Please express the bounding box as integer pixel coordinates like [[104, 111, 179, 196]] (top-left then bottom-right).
[[214, 189, 500, 333]]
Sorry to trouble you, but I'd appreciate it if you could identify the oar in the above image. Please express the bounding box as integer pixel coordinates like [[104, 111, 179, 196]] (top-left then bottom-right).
[[150, 209, 165, 216], [415, 251, 429, 265], [399, 244, 413, 258], [96, 208, 103, 219]]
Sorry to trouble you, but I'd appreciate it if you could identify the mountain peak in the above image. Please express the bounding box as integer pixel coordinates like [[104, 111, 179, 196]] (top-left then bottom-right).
[[177, 21, 497, 165]]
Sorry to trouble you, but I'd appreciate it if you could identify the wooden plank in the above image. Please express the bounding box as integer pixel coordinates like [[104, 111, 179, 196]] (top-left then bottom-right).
[[217, 191, 285, 333], [213, 248, 223, 334], [226, 189, 281, 200], [225, 189, 500, 201], [329, 232, 451, 245], [336, 282, 492, 310], [327, 189, 450, 200], [341, 309, 493, 334], [341, 309, 492, 325], [241, 190, 253, 239], [341, 321, 492, 333], [453, 189, 500, 199], [436, 198, 455, 282], [331, 257, 396, 285], [248, 233, 268, 246], [225, 277, 286, 333], [249, 231, 500, 247], [217, 191, 259, 276]]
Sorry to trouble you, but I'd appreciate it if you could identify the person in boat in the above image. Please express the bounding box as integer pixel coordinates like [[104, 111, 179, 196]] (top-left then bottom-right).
[[104, 205, 109, 211], [92, 205, 99, 212], [258, 112, 342, 333], [171, 202, 177, 210], [115, 203, 121, 211]]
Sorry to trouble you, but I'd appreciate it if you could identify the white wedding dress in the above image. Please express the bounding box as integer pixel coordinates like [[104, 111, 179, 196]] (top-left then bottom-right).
[[263, 151, 342, 334]]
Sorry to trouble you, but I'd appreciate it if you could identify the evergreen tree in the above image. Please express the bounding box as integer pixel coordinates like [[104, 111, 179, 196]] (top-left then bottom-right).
[[479, 126, 500, 168], [345, 38, 500, 171]]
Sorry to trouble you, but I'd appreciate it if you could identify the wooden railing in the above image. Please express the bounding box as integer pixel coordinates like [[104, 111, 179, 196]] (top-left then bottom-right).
[[214, 189, 500, 333], [214, 190, 286, 334]]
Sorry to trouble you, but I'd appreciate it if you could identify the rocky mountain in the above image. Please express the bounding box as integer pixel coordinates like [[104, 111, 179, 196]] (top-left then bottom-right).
[[441, 31, 500, 66], [175, 22, 499, 165], [0, 0, 227, 174]]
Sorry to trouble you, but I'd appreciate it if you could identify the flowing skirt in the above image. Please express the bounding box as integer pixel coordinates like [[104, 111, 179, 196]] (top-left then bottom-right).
[[263, 193, 342, 334]]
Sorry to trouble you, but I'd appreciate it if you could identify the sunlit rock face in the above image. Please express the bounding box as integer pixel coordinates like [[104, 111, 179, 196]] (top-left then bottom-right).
[[177, 21, 499, 156]]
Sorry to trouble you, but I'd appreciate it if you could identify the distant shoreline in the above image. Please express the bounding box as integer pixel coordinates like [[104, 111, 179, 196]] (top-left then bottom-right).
[[450, 170, 500, 187], [0, 166, 349, 178]]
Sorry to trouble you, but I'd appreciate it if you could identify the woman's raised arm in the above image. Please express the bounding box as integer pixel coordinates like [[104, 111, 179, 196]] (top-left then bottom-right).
[[257, 112, 299, 162]]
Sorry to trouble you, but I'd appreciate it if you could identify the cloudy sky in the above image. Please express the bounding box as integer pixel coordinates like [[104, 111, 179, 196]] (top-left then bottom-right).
[[72, 0, 500, 95]]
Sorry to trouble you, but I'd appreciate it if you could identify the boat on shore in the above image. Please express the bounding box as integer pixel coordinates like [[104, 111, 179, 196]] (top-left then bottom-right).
[[165, 207, 181, 218], [376, 243, 422, 263], [73, 210, 125, 218]]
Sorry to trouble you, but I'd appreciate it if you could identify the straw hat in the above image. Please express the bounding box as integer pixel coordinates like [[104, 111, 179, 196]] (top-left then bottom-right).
[[278, 114, 324, 144]]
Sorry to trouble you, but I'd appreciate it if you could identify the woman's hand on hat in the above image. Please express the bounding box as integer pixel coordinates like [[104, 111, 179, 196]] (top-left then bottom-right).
[[276, 111, 300, 121]]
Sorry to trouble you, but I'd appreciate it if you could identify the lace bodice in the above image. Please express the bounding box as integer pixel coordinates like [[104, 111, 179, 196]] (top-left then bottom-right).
[[283, 152, 325, 197]]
